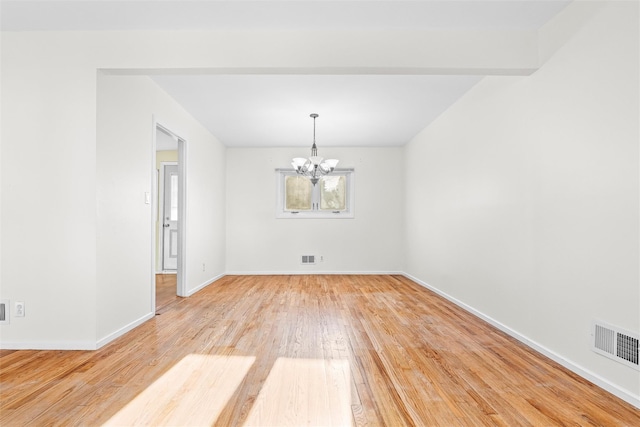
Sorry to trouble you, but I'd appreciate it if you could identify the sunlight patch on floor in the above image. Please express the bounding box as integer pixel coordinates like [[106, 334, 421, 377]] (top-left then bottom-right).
[[244, 358, 352, 427], [103, 354, 255, 426]]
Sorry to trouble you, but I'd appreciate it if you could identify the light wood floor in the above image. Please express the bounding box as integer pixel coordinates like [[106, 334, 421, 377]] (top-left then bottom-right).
[[1, 275, 638, 426], [156, 273, 179, 312]]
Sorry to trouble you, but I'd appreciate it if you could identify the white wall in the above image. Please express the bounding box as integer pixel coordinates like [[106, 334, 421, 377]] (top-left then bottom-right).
[[404, 1, 639, 403], [0, 22, 538, 349], [0, 31, 3, 315], [226, 147, 403, 273], [0, 35, 98, 348], [96, 74, 226, 344]]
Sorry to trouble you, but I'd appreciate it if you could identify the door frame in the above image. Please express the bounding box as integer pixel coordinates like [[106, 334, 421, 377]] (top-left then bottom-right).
[[152, 117, 188, 316]]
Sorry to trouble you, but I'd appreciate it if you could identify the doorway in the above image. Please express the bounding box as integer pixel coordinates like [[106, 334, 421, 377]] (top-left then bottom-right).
[[154, 124, 185, 312]]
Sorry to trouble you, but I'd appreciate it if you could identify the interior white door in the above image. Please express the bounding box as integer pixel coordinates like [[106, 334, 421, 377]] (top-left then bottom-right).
[[163, 164, 179, 271]]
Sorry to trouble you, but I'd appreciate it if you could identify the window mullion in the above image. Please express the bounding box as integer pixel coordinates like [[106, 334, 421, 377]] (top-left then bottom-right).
[[312, 185, 320, 211]]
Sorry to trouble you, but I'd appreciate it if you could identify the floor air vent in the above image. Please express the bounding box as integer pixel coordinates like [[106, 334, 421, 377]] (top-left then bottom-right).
[[301, 255, 315, 265], [592, 321, 639, 370]]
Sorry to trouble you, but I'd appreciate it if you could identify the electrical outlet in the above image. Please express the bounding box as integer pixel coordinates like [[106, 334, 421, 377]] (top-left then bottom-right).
[[202, 263, 205, 272], [15, 301, 25, 317]]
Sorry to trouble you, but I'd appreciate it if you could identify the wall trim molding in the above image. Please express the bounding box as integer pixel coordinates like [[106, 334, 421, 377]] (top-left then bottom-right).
[[224, 270, 404, 276], [96, 312, 155, 350], [0, 341, 98, 351], [186, 273, 226, 297], [402, 272, 640, 409]]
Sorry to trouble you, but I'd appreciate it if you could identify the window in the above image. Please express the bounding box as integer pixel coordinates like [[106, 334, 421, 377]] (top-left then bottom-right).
[[276, 169, 354, 218]]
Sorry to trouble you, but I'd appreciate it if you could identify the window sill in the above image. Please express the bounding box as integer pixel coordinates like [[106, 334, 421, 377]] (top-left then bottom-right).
[[276, 211, 355, 219]]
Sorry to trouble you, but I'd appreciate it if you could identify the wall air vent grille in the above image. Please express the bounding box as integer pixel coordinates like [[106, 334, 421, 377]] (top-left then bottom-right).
[[301, 255, 315, 265], [592, 321, 639, 370], [594, 324, 615, 355], [617, 333, 639, 366], [0, 300, 8, 324]]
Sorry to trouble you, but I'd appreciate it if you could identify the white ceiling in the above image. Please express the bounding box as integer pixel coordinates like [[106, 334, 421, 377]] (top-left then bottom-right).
[[1, 0, 571, 147], [1, 1, 570, 31], [150, 74, 484, 147], [156, 126, 179, 151]]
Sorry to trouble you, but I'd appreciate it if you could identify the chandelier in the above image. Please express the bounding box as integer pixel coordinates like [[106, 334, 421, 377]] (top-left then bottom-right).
[[291, 113, 339, 185]]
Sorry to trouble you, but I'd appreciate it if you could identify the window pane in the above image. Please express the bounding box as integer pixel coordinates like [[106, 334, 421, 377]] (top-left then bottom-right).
[[320, 175, 346, 210], [285, 176, 312, 210], [170, 174, 178, 220]]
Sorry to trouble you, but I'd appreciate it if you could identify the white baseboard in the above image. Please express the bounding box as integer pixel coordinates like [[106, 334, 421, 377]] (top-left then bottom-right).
[[1, 312, 155, 350], [402, 272, 640, 409], [96, 312, 155, 349], [224, 270, 403, 276], [185, 273, 226, 297], [0, 340, 98, 350]]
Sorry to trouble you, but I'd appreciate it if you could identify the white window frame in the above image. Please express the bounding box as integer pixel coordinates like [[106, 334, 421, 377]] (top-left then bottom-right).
[[276, 168, 355, 219]]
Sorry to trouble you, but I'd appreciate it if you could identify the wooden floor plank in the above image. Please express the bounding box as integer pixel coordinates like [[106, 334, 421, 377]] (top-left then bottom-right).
[[155, 273, 179, 312], [1, 275, 638, 426]]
